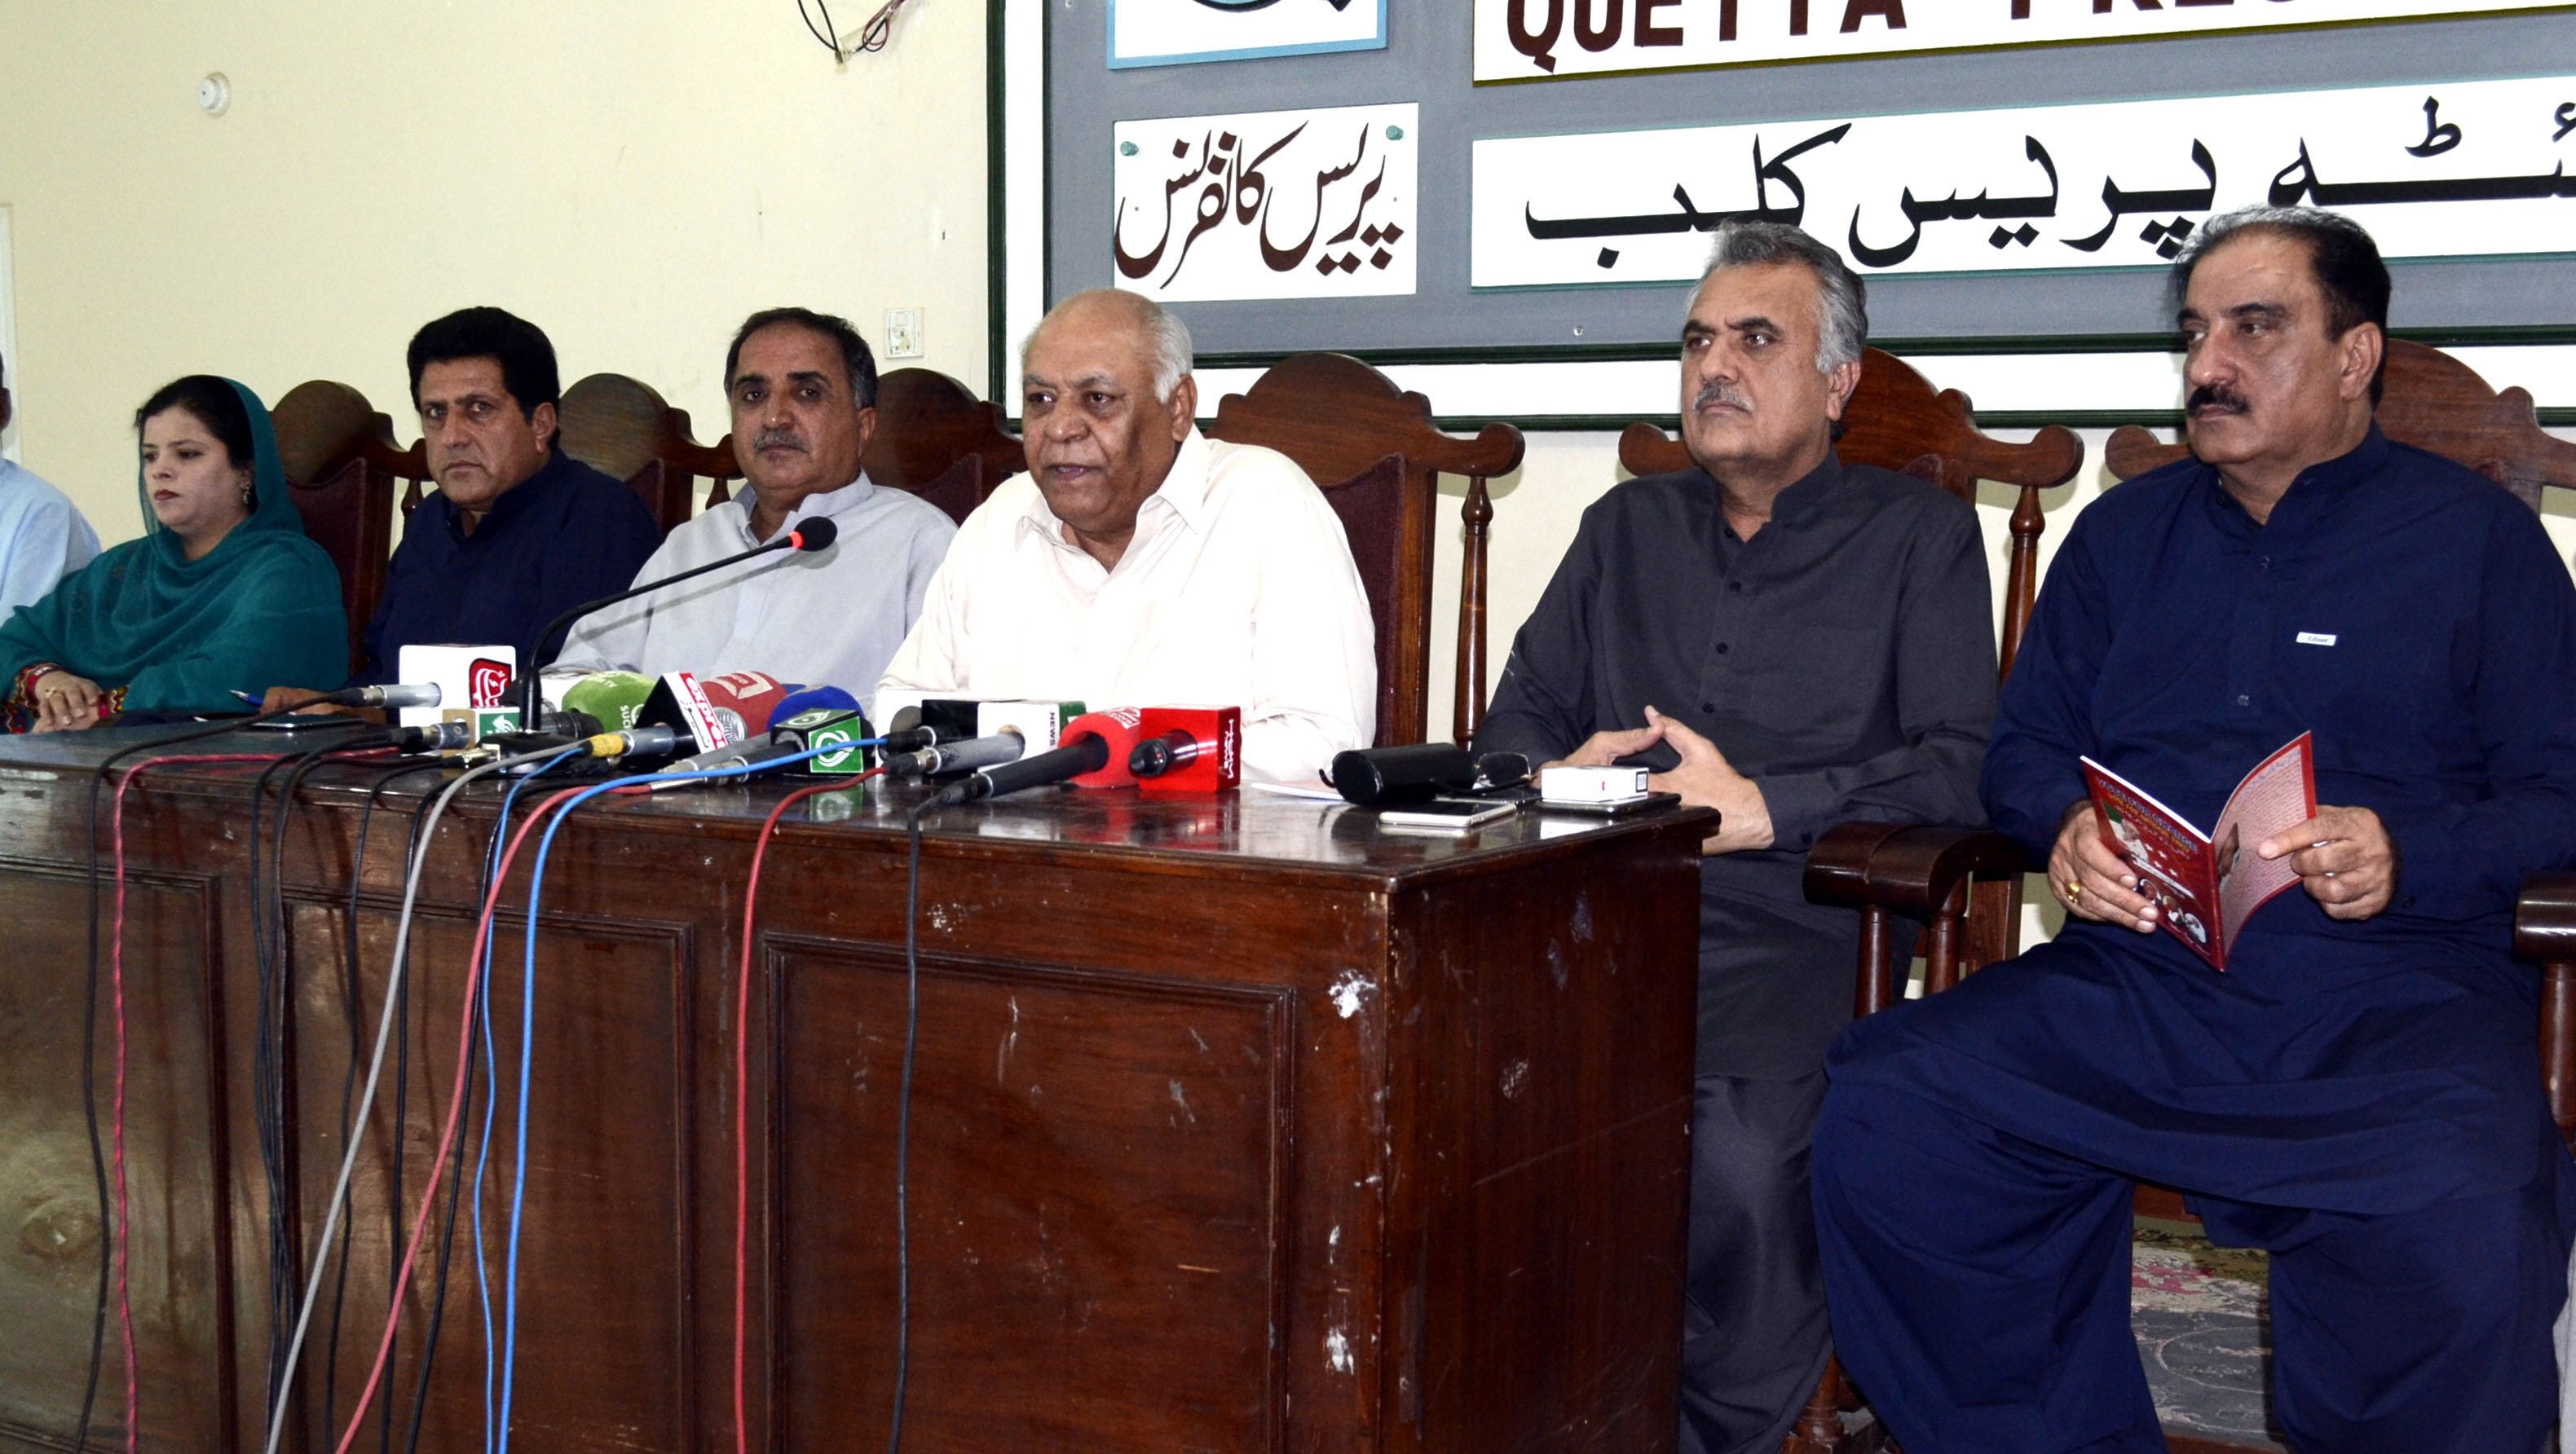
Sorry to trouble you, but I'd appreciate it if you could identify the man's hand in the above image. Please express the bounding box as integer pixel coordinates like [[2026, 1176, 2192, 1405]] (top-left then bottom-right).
[[259, 686, 355, 716], [1642, 705, 1772, 854], [2049, 800, 2159, 932], [29, 671, 104, 734], [1548, 720, 1666, 770], [2258, 805, 2397, 921]]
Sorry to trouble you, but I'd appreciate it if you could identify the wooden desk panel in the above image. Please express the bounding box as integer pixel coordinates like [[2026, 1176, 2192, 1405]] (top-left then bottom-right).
[[0, 732, 1708, 1453]]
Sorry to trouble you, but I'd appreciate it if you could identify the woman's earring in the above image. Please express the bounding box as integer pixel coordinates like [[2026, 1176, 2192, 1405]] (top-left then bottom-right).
[[240, 487, 256, 506]]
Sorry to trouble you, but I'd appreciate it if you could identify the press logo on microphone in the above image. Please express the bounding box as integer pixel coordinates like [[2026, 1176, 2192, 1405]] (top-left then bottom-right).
[[469, 659, 513, 708]]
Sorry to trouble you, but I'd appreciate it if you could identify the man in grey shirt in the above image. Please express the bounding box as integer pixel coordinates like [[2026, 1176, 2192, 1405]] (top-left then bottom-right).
[[555, 307, 955, 693], [1475, 223, 1994, 1454]]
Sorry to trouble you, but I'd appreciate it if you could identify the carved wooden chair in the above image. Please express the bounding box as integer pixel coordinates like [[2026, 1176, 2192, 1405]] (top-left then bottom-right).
[[557, 372, 716, 533], [268, 381, 417, 676], [2105, 338, 2576, 1153], [1206, 353, 1526, 747], [862, 367, 1026, 526], [1621, 347, 2086, 1454]]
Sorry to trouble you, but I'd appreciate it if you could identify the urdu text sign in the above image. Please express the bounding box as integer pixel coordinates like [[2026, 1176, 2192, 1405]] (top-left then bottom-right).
[[1472, 0, 2576, 82], [1471, 75, 2576, 286]]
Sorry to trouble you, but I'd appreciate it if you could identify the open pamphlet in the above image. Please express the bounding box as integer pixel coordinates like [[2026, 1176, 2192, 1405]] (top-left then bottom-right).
[[2077, 733, 2317, 971]]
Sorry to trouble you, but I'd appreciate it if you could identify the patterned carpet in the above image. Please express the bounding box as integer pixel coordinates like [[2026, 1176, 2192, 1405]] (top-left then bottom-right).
[[2132, 1219, 2285, 1449]]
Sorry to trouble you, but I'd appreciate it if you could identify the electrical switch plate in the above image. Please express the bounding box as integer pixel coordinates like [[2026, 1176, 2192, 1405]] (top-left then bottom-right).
[[885, 308, 924, 359]]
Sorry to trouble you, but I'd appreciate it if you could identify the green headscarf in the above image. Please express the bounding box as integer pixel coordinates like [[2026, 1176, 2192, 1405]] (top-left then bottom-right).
[[0, 377, 346, 715]]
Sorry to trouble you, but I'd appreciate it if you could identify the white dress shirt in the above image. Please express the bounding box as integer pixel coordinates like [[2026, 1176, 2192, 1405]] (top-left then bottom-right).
[[0, 459, 101, 621], [556, 472, 956, 693], [876, 429, 1375, 782]]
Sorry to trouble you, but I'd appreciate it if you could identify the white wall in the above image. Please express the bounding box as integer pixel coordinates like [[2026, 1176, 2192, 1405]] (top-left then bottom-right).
[[0, 0, 990, 538]]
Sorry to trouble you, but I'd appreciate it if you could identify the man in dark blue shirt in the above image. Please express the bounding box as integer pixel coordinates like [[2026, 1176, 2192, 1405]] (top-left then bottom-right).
[[1815, 210, 2576, 1451], [1478, 223, 1994, 1454], [265, 308, 662, 700]]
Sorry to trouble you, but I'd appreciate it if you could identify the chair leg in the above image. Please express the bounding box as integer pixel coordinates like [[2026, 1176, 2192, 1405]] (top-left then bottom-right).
[[1783, 1358, 1847, 1453]]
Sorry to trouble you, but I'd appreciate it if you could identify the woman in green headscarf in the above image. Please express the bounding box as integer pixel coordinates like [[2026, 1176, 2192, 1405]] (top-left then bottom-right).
[[1, 376, 346, 732]]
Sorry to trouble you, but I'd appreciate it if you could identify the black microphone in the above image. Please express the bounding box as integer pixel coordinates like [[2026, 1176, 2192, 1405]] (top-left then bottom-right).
[[1328, 746, 1535, 805], [887, 730, 1026, 778], [320, 682, 443, 710], [511, 514, 840, 725], [933, 736, 1109, 806]]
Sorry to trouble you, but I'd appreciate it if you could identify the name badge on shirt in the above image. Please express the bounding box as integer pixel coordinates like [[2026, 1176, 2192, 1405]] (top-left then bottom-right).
[[2295, 632, 2337, 647]]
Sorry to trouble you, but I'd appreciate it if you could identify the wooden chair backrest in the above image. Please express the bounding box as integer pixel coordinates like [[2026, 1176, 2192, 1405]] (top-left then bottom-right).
[[861, 368, 1027, 526], [1617, 346, 2084, 681], [269, 380, 417, 675], [1207, 353, 1526, 747], [558, 372, 712, 533], [2105, 338, 2576, 507]]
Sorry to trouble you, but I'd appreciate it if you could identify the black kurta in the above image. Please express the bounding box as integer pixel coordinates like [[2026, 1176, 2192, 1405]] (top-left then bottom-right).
[[1477, 453, 1996, 1077]]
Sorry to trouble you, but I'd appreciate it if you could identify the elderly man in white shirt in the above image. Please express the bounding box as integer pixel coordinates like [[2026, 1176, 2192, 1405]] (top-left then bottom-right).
[[557, 307, 955, 690], [877, 289, 1374, 782]]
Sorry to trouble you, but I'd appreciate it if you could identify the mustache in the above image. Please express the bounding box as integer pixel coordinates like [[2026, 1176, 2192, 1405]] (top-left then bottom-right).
[[2186, 383, 2249, 416], [753, 428, 809, 453], [1692, 381, 1753, 413]]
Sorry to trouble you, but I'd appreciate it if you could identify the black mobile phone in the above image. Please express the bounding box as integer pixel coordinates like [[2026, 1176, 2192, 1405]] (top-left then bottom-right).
[[1537, 790, 1683, 817]]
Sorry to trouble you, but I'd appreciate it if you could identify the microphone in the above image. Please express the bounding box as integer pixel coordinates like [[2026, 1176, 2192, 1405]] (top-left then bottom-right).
[[934, 709, 1144, 805], [561, 670, 657, 732], [1126, 706, 1242, 794], [774, 685, 862, 731], [318, 681, 442, 710], [650, 733, 814, 787], [701, 672, 796, 736], [1326, 745, 1532, 805], [580, 725, 684, 759], [634, 671, 739, 755], [390, 720, 473, 755], [513, 513, 841, 722], [886, 729, 1026, 778]]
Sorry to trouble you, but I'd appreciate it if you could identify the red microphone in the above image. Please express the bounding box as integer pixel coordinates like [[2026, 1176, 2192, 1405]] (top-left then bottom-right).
[[699, 672, 795, 736], [1126, 707, 1242, 794], [1065, 708, 1145, 789], [938, 708, 1144, 803]]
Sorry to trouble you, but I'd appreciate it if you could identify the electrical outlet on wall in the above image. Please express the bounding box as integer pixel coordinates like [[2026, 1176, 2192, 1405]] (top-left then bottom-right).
[[884, 308, 924, 359]]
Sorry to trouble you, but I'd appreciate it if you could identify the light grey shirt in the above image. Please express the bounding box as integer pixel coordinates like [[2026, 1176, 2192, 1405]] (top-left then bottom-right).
[[555, 471, 956, 694], [0, 459, 100, 621]]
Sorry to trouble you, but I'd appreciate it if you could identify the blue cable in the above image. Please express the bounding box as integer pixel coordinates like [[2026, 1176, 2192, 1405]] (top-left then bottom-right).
[[494, 742, 876, 1454], [473, 749, 577, 1454]]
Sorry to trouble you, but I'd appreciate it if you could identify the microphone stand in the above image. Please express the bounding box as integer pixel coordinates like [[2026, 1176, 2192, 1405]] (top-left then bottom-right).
[[509, 514, 839, 727]]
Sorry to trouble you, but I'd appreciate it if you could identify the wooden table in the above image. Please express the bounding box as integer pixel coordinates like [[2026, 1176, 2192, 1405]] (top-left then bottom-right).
[[0, 729, 1708, 1452]]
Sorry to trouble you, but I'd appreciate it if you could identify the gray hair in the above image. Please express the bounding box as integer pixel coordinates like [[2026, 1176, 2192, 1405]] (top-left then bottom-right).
[[1701, 221, 1868, 373], [1023, 289, 1195, 403]]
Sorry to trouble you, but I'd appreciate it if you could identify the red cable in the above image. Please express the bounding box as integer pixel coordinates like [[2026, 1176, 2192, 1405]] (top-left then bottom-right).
[[733, 772, 881, 1454], [107, 753, 287, 1452], [326, 783, 589, 1454]]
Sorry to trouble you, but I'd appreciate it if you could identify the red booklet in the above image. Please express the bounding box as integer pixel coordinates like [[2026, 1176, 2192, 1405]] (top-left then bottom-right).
[[2077, 734, 2317, 971]]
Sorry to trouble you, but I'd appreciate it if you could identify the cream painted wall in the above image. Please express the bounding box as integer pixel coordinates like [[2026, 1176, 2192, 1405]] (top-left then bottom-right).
[[0, 0, 990, 541]]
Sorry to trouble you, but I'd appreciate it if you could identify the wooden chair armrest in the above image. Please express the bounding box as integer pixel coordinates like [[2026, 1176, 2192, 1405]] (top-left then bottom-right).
[[2518, 873, 2576, 963], [1804, 822, 2027, 918]]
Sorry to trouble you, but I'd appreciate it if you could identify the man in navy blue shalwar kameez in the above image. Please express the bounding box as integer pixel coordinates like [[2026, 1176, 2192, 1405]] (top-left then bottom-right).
[[1813, 208, 2576, 1452]]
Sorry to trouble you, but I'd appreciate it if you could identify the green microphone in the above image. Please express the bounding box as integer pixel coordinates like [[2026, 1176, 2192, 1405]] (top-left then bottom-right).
[[562, 671, 655, 733]]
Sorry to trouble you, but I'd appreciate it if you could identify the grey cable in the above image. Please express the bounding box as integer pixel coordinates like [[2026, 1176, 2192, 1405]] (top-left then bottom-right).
[[259, 747, 571, 1454]]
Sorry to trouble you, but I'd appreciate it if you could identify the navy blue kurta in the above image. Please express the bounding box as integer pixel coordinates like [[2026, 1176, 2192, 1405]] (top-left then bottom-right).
[[351, 448, 663, 685], [1832, 425, 2576, 1217]]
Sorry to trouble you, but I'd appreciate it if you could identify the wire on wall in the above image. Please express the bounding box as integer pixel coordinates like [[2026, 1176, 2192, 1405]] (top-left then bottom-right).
[[796, 0, 912, 62]]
